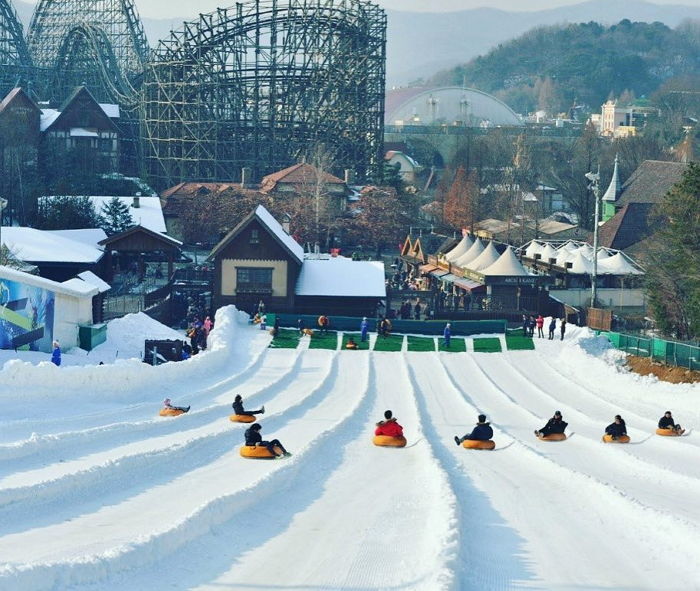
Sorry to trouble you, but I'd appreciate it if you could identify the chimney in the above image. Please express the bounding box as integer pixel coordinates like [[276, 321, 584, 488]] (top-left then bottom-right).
[[344, 168, 355, 185], [133, 194, 140, 208], [241, 167, 251, 189]]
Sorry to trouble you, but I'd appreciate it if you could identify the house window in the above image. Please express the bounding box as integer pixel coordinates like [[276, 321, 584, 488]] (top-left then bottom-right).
[[250, 229, 260, 244], [236, 267, 272, 294]]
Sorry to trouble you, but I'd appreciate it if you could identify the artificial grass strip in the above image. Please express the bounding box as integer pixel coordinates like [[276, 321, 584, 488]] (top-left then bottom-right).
[[407, 336, 436, 352], [373, 334, 404, 352], [505, 335, 536, 351], [438, 338, 467, 352], [341, 332, 370, 350], [269, 328, 300, 349], [308, 331, 339, 350], [473, 337, 503, 353]]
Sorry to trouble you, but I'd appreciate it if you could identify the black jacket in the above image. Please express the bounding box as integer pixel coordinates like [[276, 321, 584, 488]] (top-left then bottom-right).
[[244, 427, 262, 446], [467, 422, 494, 441], [658, 416, 675, 429], [605, 420, 627, 437], [541, 417, 567, 434], [232, 399, 246, 414]]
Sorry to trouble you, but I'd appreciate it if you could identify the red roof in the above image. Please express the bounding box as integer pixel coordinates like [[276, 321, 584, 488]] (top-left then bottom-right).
[[260, 163, 345, 193]]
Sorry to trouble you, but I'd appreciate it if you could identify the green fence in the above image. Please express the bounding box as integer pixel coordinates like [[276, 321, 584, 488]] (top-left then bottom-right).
[[599, 332, 700, 371]]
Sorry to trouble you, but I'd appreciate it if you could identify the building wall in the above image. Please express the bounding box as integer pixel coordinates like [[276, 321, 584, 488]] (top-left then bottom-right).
[[221, 259, 289, 297], [551, 288, 646, 308], [55, 293, 95, 348]]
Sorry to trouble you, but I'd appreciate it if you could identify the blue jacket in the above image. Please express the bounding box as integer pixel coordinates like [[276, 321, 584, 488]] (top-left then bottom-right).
[[360, 320, 368, 333], [467, 422, 493, 441], [51, 347, 61, 367], [443, 326, 451, 338]]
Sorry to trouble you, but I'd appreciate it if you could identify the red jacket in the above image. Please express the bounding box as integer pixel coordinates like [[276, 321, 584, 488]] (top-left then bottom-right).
[[375, 418, 404, 437], [536, 316, 544, 328]]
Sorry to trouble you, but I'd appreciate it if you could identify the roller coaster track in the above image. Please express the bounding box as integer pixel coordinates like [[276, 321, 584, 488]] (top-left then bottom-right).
[[0, 0, 31, 68]]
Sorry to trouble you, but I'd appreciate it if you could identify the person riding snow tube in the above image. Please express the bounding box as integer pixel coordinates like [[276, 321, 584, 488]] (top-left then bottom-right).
[[535, 411, 567, 440], [160, 398, 190, 416], [455, 414, 495, 449], [603, 415, 630, 443], [656, 411, 684, 436], [373, 410, 406, 447]]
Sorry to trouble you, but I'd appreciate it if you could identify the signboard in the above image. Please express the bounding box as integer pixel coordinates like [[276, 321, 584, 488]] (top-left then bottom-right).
[[0, 278, 55, 351]]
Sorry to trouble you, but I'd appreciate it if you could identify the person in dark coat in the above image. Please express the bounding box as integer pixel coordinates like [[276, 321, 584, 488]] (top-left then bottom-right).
[[535, 411, 568, 437], [443, 323, 451, 348], [297, 318, 305, 335], [548, 317, 556, 340], [414, 301, 421, 320], [605, 415, 627, 439], [360, 317, 369, 342], [528, 315, 536, 337], [232, 394, 264, 417], [658, 411, 684, 435], [244, 423, 290, 458], [455, 414, 493, 444], [51, 340, 61, 367], [375, 410, 404, 437], [560, 318, 567, 341], [522, 314, 529, 336]]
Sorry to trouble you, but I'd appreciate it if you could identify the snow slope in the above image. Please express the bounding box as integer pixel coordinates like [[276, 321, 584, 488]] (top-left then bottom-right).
[[1, 308, 699, 590]]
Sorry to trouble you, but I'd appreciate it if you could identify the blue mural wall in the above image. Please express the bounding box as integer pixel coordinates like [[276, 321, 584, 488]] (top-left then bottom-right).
[[0, 278, 55, 352]]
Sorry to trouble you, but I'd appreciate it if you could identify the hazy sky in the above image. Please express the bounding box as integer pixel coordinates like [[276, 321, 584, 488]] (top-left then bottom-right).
[[21, 0, 700, 19]]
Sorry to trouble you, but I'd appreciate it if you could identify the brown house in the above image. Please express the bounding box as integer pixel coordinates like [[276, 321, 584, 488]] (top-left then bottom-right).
[[41, 86, 120, 173], [209, 205, 304, 314]]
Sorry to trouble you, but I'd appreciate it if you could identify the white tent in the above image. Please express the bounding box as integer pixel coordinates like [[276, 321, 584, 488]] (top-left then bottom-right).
[[525, 241, 543, 259], [573, 244, 594, 258], [567, 251, 594, 275], [598, 252, 644, 275], [469, 241, 501, 271], [539, 243, 559, 263], [481, 246, 530, 276], [454, 238, 484, 267], [555, 248, 575, 267], [596, 248, 612, 262], [445, 234, 474, 262]]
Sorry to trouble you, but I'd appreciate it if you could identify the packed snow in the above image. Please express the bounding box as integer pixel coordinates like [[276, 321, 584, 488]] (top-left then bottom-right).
[[1, 307, 699, 590]]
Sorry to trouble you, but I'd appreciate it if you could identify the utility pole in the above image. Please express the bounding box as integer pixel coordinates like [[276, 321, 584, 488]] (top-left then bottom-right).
[[585, 167, 601, 308], [0, 197, 7, 265]]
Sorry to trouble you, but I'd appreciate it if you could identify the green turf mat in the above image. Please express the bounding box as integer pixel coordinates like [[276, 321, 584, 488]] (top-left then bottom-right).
[[268, 328, 300, 349], [438, 338, 467, 352], [505, 335, 536, 351], [308, 331, 339, 350], [407, 336, 436, 352], [373, 334, 404, 352], [341, 332, 370, 350], [473, 337, 503, 353]]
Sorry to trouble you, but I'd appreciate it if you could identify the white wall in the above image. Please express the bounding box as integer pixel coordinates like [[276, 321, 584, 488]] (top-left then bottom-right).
[[551, 288, 647, 308], [54, 293, 95, 349]]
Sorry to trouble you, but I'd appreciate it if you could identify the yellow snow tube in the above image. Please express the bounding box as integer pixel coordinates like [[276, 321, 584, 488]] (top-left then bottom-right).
[[230, 414, 256, 423], [159, 408, 185, 417], [462, 439, 496, 450], [373, 435, 407, 448], [602, 434, 630, 443], [538, 433, 567, 441], [239, 445, 283, 459], [656, 428, 680, 436]]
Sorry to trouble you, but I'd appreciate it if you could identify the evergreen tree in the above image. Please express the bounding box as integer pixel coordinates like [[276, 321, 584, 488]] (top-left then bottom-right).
[[34, 195, 102, 230], [645, 162, 700, 340], [100, 197, 134, 236]]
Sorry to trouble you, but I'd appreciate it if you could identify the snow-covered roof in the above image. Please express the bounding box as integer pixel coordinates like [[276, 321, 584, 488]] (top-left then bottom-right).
[[255, 205, 304, 264], [1, 227, 104, 264], [454, 237, 484, 267], [468, 241, 500, 271], [295, 257, 386, 297], [444, 234, 473, 262], [90, 196, 167, 234], [48, 229, 107, 250], [39, 108, 60, 131], [70, 128, 99, 137], [0, 265, 97, 298], [481, 247, 530, 276], [77, 270, 111, 293], [99, 103, 120, 118]]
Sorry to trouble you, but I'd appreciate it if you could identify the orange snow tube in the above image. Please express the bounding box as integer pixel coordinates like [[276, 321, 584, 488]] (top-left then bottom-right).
[[159, 408, 185, 417], [239, 445, 283, 459], [230, 414, 256, 423], [462, 439, 496, 450], [538, 433, 567, 441], [602, 434, 630, 443], [656, 428, 680, 437], [373, 435, 407, 448]]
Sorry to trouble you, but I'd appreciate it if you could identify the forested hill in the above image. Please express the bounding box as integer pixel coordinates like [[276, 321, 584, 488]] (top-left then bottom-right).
[[429, 19, 700, 115]]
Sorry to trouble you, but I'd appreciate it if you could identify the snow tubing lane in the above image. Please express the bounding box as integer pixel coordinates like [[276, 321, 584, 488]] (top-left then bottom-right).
[[373, 435, 407, 448], [602, 434, 631, 443], [537, 433, 567, 441], [239, 445, 283, 459], [159, 408, 186, 417], [656, 428, 681, 437], [462, 439, 496, 450], [230, 414, 256, 423]]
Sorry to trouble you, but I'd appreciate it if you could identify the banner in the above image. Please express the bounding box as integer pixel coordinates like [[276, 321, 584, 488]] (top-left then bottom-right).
[[0, 278, 55, 352]]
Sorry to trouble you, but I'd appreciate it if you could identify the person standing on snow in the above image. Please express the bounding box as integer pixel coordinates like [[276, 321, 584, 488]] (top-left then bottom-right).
[[244, 423, 290, 458], [536, 315, 544, 338], [455, 414, 493, 445], [560, 318, 567, 341], [535, 411, 567, 437], [548, 317, 557, 340], [375, 410, 404, 438], [51, 340, 61, 367], [443, 323, 452, 348], [360, 317, 369, 342]]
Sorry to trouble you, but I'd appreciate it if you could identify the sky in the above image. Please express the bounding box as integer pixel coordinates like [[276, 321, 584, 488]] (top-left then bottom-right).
[[20, 0, 700, 19]]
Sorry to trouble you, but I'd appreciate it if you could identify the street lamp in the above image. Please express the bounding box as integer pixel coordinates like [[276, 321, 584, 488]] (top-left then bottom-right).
[[585, 168, 601, 308]]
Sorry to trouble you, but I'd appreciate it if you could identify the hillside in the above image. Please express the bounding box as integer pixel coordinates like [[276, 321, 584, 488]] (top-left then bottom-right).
[[429, 19, 700, 114]]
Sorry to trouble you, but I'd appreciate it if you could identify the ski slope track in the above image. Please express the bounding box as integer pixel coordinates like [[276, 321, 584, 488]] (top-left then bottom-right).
[[1, 308, 699, 590]]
